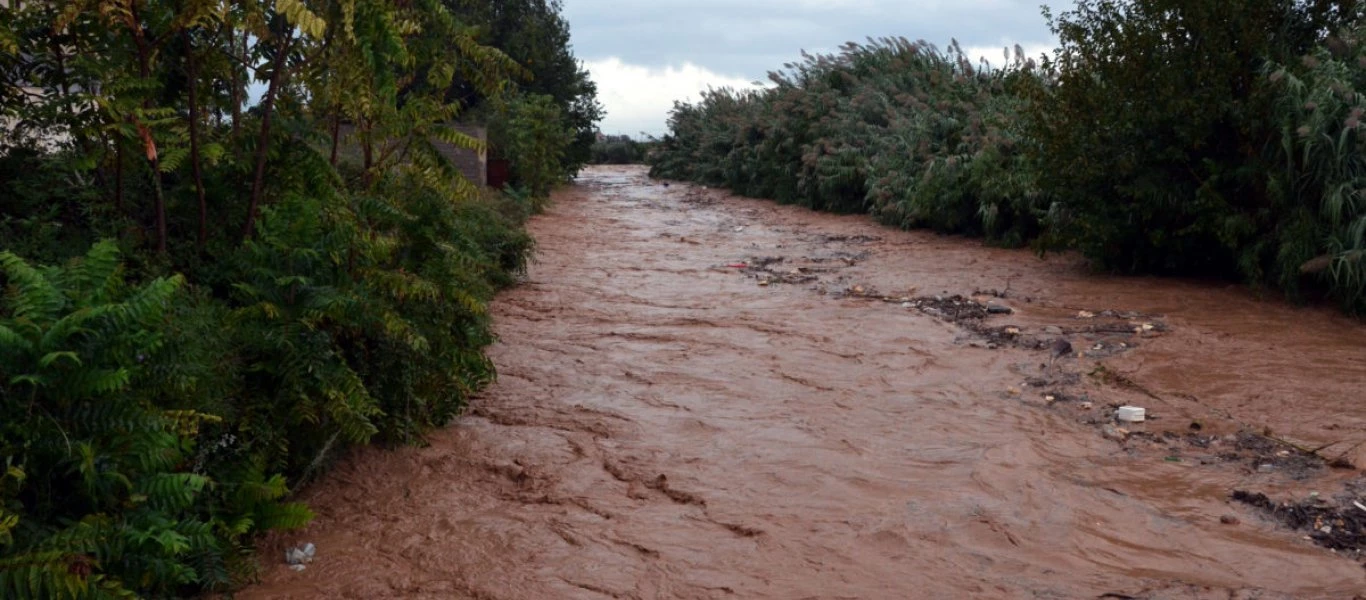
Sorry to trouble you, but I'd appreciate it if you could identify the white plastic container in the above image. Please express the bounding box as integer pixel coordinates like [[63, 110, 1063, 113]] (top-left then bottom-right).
[[1116, 406, 1146, 424]]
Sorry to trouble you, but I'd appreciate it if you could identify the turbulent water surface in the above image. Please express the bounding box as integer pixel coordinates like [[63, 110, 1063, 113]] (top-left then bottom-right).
[[244, 166, 1366, 599]]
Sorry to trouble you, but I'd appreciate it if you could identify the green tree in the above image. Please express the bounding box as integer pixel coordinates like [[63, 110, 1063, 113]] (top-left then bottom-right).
[[442, 0, 603, 175], [1026, 0, 1355, 277], [1, 0, 542, 594]]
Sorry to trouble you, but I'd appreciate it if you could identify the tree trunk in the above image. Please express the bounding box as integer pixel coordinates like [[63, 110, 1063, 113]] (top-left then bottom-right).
[[242, 26, 294, 240], [114, 140, 124, 212], [129, 1, 167, 254], [185, 31, 208, 249], [151, 157, 167, 254], [361, 117, 374, 187], [228, 26, 242, 139], [330, 110, 342, 166]]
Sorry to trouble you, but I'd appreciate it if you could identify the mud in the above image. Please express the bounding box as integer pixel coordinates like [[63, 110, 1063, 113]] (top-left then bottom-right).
[[243, 166, 1366, 599]]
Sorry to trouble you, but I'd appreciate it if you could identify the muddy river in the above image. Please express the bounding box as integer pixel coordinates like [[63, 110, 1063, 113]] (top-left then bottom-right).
[[243, 165, 1366, 599]]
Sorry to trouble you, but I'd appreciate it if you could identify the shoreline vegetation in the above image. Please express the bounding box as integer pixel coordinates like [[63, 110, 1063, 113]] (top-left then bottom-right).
[[649, 0, 1366, 316], [0, 0, 598, 596]]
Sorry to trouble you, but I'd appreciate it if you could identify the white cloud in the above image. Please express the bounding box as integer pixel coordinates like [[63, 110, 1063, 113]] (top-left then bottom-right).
[[961, 42, 1055, 70], [586, 57, 761, 138]]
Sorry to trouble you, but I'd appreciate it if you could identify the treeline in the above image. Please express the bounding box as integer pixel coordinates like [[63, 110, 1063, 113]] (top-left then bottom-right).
[[0, 0, 596, 597], [590, 134, 656, 164], [650, 0, 1366, 313]]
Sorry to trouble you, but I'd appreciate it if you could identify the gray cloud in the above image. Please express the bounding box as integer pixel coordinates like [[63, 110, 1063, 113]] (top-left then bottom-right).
[[561, 0, 1060, 135], [564, 0, 1058, 78]]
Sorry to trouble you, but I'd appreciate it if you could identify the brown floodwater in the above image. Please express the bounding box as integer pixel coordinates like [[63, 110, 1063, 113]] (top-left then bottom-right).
[[243, 165, 1366, 599]]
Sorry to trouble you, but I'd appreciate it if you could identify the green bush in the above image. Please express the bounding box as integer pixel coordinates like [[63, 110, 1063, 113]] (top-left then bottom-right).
[[0, 0, 554, 595], [1030, 0, 1363, 310], [590, 136, 652, 164], [490, 93, 575, 204], [651, 3, 1366, 313], [650, 38, 1049, 242], [0, 241, 312, 598]]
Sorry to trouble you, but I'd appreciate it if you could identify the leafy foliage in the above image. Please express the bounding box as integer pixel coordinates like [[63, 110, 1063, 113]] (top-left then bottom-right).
[[489, 92, 574, 203], [590, 135, 654, 165], [651, 38, 1047, 245], [1030, 0, 1363, 310], [441, 0, 604, 174], [651, 3, 1366, 312], [1, 0, 544, 595]]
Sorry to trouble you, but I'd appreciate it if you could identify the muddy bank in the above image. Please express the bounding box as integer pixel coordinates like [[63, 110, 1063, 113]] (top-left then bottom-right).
[[243, 166, 1366, 599]]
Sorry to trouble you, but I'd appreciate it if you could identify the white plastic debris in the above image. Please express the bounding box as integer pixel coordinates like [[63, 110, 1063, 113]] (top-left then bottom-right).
[[285, 542, 317, 566], [289, 564, 307, 572], [1116, 406, 1146, 424]]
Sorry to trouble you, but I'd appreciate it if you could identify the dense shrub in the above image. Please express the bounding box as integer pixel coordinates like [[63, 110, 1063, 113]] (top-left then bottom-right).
[[652, 2, 1366, 313], [0, 0, 563, 596], [1030, 0, 1364, 310], [590, 136, 652, 164], [650, 38, 1049, 244], [489, 93, 575, 203]]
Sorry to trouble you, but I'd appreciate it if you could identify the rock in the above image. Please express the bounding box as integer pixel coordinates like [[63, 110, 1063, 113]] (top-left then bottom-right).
[[1220, 515, 1240, 525], [986, 304, 1012, 314], [1050, 338, 1073, 360], [1042, 326, 1063, 335], [1257, 463, 1275, 473], [289, 564, 307, 572]]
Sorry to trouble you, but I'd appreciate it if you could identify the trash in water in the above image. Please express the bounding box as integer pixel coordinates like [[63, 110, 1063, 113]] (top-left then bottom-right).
[[1077, 310, 1096, 319], [1102, 424, 1129, 441], [286, 542, 316, 566], [1116, 406, 1146, 423]]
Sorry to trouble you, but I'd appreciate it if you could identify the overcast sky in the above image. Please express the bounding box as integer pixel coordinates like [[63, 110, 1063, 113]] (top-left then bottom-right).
[[562, 0, 1060, 137]]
